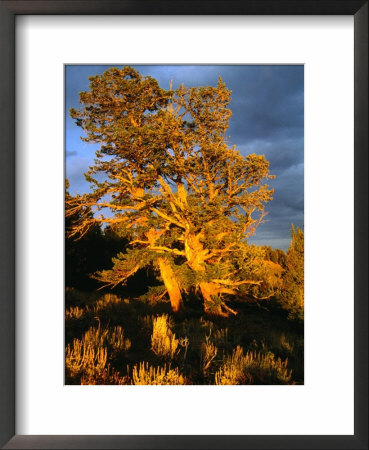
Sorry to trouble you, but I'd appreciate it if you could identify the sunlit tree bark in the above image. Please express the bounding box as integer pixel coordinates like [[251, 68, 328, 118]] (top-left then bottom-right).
[[158, 257, 184, 313]]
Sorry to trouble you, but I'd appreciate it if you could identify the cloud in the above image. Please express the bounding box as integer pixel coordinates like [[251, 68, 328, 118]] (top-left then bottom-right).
[[65, 156, 93, 195], [239, 137, 303, 173], [248, 161, 304, 251]]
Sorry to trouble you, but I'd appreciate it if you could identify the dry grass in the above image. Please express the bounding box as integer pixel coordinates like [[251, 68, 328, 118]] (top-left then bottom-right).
[[212, 328, 229, 349], [215, 346, 292, 385], [65, 305, 85, 320], [280, 333, 294, 354], [108, 325, 131, 353], [151, 314, 179, 359], [200, 336, 218, 375], [79, 323, 131, 354], [66, 338, 108, 379], [80, 366, 130, 385], [65, 293, 128, 324], [65, 321, 131, 383], [131, 362, 187, 385], [92, 293, 122, 313], [65, 288, 302, 385]]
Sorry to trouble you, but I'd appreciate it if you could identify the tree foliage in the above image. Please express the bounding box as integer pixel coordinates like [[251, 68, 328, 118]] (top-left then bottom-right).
[[67, 66, 276, 316], [278, 225, 304, 321]]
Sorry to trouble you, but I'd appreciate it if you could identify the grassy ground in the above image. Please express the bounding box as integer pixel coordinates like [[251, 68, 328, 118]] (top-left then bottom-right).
[[65, 287, 304, 385]]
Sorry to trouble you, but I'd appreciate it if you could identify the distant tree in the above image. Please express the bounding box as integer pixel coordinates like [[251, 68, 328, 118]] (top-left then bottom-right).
[[65, 180, 129, 290], [67, 67, 274, 316], [65, 179, 103, 290], [264, 246, 287, 267], [278, 225, 304, 320]]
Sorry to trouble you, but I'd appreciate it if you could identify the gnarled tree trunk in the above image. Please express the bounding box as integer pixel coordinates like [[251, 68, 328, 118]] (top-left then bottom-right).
[[158, 258, 184, 313], [200, 281, 237, 317], [200, 281, 224, 316], [184, 232, 230, 316]]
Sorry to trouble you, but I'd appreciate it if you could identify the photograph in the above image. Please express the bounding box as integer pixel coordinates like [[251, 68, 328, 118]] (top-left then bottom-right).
[[65, 64, 304, 386]]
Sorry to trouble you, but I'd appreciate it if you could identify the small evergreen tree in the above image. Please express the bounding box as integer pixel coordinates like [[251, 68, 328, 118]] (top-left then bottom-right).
[[278, 225, 304, 320]]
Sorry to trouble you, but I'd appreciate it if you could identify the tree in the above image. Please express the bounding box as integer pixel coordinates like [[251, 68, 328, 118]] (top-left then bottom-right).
[[278, 225, 304, 321], [67, 66, 274, 316]]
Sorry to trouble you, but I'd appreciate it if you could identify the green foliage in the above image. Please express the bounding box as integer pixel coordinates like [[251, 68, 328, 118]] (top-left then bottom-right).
[[264, 246, 287, 267], [138, 285, 167, 305], [278, 225, 304, 321]]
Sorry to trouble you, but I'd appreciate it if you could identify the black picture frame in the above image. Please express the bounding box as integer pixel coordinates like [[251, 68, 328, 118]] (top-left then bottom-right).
[[0, 1, 367, 449]]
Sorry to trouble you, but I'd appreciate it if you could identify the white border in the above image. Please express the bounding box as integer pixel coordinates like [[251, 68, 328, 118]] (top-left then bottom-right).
[[16, 16, 354, 435]]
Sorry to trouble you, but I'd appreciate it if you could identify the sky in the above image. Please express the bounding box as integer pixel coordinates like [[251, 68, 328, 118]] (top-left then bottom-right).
[[65, 65, 304, 251]]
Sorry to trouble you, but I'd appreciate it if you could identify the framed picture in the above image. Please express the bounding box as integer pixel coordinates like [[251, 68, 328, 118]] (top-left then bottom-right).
[[0, 1, 367, 449]]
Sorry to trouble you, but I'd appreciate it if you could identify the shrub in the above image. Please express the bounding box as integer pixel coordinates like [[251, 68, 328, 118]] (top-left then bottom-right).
[[65, 293, 125, 322], [66, 338, 107, 379], [280, 333, 294, 354], [215, 346, 292, 385], [151, 314, 179, 359], [200, 336, 218, 375], [65, 305, 85, 320], [212, 328, 229, 350], [65, 322, 131, 383], [278, 225, 304, 321], [92, 293, 122, 313], [141, 313, 175, 332], [81, 323, 131, 356], [80, 366, 130, 385], [131, 362, 187, 385], [108, 325, 132, 353]]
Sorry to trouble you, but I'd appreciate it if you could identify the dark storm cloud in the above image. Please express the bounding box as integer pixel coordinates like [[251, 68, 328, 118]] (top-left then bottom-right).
[[65, 65, 304, 250], [240, 137, 303, 173], [215, 66, 304, 250], [249, 162, 304, 250], [226, 67, 304, 144]]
